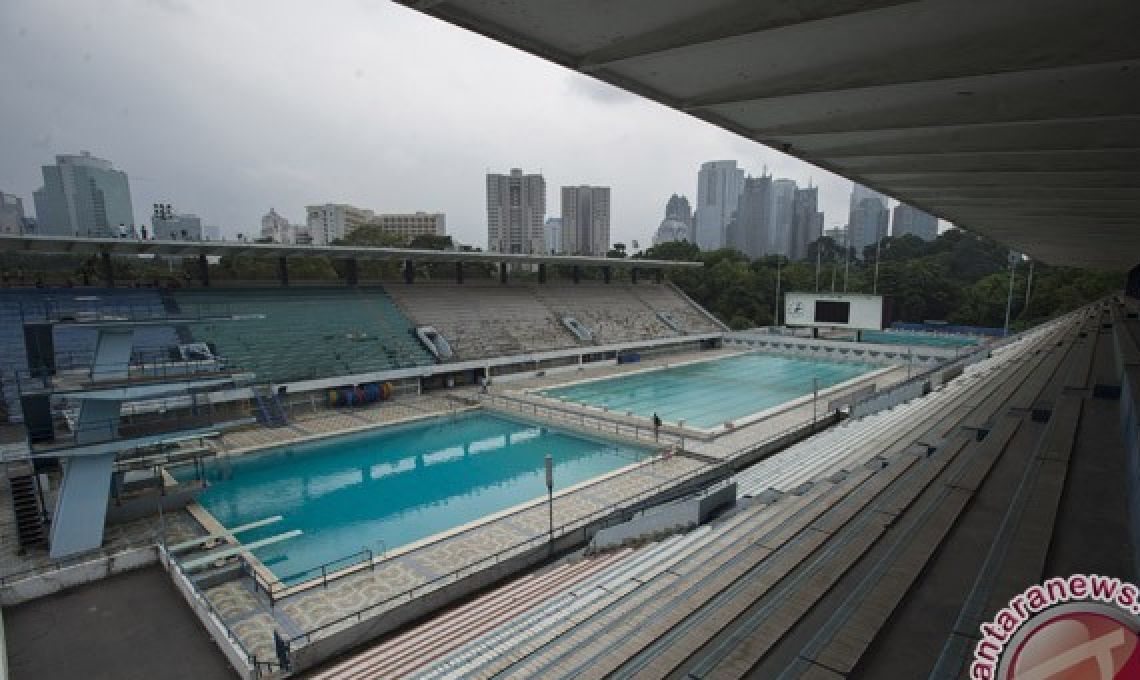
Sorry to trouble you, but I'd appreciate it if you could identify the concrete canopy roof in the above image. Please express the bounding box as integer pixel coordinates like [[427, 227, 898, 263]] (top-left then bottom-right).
[[0, 234, 700, 268], [399, 0, 1140, 270]]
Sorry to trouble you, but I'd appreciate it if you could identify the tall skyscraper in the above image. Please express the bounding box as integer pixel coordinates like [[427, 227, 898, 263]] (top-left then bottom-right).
[[33, 151, 134, 237], [892, 203, 939, 241], [694, 161, 744, 251], [261, 208, 293, 243], [561, 185, 611, 256], [654, 194, 692, 246], [305, 204, 374, 245], [665, 194, 692, 225], [847, 183, 890, 256], [486, 169, 546, 255], [767, 179, 798, 256], [790, 186, 824, 260], [0, 192, 25, 235], [544, 217, 563, 254], [725, 175, 772, 259]]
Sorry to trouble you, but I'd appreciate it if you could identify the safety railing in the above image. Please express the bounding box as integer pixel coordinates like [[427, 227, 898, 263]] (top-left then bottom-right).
[[21, 301, 248, 325], [14, 355, 234, 394], [480, 392, 690, 447], [280, 420, 823, 650], [241, 545, 382, 608]]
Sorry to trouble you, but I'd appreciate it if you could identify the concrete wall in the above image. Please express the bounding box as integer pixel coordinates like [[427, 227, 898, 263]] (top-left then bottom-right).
[[851, 379, 929, 419], [0, 546, 155, 607]]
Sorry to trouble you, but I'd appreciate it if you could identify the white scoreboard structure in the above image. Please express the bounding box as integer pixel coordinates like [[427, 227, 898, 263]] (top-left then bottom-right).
[[784, 292, 888, 331]]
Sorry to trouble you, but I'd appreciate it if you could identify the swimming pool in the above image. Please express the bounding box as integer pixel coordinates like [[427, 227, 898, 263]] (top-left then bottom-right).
[[184, 413, 649, 583], [538, 353, 877, 429], [859, 330, 979, 348]]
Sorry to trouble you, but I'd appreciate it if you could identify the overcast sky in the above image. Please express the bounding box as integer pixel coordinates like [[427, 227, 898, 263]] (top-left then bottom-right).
[[0, 0, 895, 248]]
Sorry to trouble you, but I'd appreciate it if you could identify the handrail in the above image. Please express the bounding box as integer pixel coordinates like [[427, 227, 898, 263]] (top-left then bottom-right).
[[283, 413, 822, 648]]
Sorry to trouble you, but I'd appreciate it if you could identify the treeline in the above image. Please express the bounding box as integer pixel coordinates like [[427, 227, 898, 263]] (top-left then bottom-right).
[[636, 230, 1120, 331]]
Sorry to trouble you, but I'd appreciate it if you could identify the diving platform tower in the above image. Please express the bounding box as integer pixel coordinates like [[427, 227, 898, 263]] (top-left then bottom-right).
[[15, 308, 259, 559]]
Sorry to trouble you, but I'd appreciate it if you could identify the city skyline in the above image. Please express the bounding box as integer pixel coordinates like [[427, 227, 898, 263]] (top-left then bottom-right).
[[0, 1, 947, 253]]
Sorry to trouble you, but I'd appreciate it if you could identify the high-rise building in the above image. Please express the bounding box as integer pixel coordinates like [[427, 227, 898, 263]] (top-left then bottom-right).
[[151, 203, 202, 240], [369, 212, 446, 243], [725, 175, 772, 259], [305, 203, 374, 245], [767, 179, 798, 256], [260, 208, 293, 243], [694, 161, 744, 251], [665, 194, 692, 225], [654, 194, 692, 246], [561, 185, 611, 256], [790, 186, 824, 260], [544, 217, 563, 254], [32, 151, 134, 237], [892, 203, 939, 241], [847, 183, 890, 256], [0, 192, 25, 235], [486, 169, 546, 255]]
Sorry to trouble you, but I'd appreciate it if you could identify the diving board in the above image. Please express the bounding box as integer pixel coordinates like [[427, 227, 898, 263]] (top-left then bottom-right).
[[168, 515, 284, 553], [181, 529, 302, 571]]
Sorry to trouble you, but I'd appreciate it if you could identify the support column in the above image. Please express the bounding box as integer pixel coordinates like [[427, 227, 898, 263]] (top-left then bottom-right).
[[538, 263, 547, 284], [655, 268, 664, 284], [277, 257, 289, 286], [631, 267, 639, 284], [346, 258, 359, 287], [1127, 263, 1140, 299], [456, 261, 464, 284], [500, 262, 508, 284], [404, 259, 414, 284], [198, 254, 209, 287], [573, 265, 581, 284], [603, 266, 612, 284], [100, 252, 114, 287]]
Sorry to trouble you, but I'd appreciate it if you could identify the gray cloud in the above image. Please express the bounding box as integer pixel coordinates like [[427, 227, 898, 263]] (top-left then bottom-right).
[[0, 0, 897, 249]]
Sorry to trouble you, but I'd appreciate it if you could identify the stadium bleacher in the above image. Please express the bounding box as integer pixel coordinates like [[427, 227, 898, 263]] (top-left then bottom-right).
[[306, 309, 1099, 680], [171, 287, 435, 383], [384, 281, 722, 360]]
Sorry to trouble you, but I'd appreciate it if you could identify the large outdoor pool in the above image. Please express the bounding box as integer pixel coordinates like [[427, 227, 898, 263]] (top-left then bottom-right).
[[183, 413, 648, 583], [538, 353, 877, 429]]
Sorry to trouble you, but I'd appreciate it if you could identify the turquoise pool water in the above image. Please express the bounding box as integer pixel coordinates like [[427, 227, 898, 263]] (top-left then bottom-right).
[[183, 413, 648, 583], [860, 330, 979, 348], [539, 353, 876, 429]]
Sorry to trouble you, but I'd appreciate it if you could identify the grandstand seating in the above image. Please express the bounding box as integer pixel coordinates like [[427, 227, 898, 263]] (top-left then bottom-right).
[[171, 287, 434, 383], [383, 283, 578, 360], [0, 288, 180, 421], [307, 310, 1088, 680], [384, 282, 722, 361]]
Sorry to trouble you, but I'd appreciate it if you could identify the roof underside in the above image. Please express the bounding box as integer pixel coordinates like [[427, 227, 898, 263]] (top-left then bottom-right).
[[400, 0, 1140, 270]]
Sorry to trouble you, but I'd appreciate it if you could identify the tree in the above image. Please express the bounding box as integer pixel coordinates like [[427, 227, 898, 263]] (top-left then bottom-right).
[[607, 243, 628, 259], [409, 234, 454, 251]]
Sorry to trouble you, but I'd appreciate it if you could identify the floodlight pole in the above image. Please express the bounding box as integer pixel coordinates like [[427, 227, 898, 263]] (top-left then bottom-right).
[[815, 243, 822, 292], [873, 238, 882, 294], [545, 454, 553, 541], [1024, 260, 1034, 309], [1003, 253, 1017, 337]]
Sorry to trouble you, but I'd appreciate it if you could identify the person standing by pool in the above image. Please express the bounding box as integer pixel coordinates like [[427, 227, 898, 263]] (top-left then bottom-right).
[[652, 412, 662, 441]]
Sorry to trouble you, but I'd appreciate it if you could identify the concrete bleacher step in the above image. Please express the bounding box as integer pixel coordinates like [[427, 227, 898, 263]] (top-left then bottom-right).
[[765, 320, 1080, 680]]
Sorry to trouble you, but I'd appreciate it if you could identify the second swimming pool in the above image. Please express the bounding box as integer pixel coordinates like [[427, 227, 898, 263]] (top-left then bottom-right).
[[539, 352, 877, 429]]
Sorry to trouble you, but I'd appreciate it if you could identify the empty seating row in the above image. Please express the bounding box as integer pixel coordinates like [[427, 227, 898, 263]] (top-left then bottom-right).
[[172, 287, 434, 383]]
